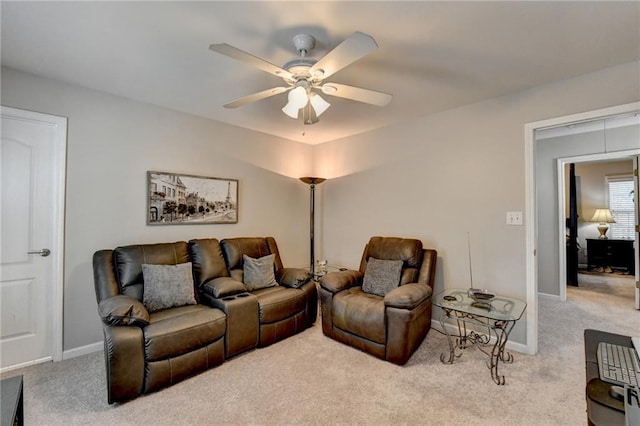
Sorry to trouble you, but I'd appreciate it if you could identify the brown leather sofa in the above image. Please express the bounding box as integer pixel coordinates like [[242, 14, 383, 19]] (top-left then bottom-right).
[[93, 237, 316, 403], [189, 237, 317, 357], [318, 237, 437, 365]]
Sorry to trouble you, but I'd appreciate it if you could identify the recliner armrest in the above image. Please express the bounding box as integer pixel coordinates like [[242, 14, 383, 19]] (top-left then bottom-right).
[[319, 270, 363, 293], [202, 276, 246, 298], [384, 283, 432, 310], [98, 295, 149, 327], [278, 267, 312, 288]]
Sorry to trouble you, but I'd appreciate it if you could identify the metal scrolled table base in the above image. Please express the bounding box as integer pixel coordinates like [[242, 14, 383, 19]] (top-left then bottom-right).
[[439, 309, 516, 385]]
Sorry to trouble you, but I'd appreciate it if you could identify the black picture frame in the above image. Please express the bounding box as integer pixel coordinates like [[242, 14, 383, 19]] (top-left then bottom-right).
[[147, 171, 238, 225]]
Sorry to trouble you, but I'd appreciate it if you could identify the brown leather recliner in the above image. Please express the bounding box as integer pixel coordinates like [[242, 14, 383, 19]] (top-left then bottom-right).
[[218, 237, 317, 348], [318, 237, 437, 365], [93, 241, 227, 404]]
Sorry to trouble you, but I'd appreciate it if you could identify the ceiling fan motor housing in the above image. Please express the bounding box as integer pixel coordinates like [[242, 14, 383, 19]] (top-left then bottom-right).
[[283, 57, 318, 79], [292, 34, 315, 55]]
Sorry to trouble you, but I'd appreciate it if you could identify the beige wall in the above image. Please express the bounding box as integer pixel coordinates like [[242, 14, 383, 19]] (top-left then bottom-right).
[[313, 61, 640, 344], [2, 60, 639, 353], [1, 67, 313, 351]]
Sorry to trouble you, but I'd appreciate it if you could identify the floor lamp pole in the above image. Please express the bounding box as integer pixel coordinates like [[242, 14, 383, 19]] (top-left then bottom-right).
[[299, 177, 326, 275]]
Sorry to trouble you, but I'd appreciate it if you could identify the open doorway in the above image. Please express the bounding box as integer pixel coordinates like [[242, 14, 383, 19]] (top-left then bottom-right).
[[556, 156, 636, 304], [534, 113, 639, 305], [524, 103, 640, 355]]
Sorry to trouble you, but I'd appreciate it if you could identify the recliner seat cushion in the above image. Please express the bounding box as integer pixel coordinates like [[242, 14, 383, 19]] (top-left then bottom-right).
[[254, 286, 308, 324], [144, 304, 226, 361], [332, 287, 386, 344]]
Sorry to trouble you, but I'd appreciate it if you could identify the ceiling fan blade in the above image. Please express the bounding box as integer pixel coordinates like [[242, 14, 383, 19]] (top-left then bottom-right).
[[309, 32, 378, 80], [320, 83, 392, 107], [209, 43, 293, 80], [224, 87, 290, 109]]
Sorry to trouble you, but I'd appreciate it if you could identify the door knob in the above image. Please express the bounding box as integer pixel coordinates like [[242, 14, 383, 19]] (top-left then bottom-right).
[[27, 248, 51, 257]]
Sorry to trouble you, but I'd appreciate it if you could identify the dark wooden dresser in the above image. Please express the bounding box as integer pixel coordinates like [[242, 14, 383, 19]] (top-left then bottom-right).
[[586, 238, 635, 275]]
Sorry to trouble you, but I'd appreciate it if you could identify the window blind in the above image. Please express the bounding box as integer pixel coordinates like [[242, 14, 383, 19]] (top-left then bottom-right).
[[607, 177, 635, 240]]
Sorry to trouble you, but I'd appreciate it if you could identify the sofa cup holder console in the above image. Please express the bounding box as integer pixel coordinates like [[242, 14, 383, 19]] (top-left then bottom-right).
[[218, 292, 259, 358], [222, 292, 251, 301]]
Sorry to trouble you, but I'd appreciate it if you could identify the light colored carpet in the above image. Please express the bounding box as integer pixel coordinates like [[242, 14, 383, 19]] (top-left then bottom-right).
[[2, 274, 638, 425]]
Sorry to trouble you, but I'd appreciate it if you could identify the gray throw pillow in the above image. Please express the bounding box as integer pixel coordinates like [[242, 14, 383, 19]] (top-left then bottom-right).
[[362, 257, 404, 297], [142, 262, 197, 312], [243, 253, 278, 291]]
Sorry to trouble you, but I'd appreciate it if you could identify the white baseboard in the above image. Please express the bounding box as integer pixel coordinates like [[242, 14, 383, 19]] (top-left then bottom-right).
[[0, 356, 52, 374], [538, 292, 561, 301], [63, 341, 102, 360]]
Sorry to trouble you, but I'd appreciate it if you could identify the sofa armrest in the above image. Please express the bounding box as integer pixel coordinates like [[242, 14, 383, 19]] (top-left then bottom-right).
[[103, 324, 145, 403], [384, 283, 432, 310], [278, 267, 312, 288], [319, 270, 363, 293], [98, 295, 149, 327], [202, 276, 246, 298]]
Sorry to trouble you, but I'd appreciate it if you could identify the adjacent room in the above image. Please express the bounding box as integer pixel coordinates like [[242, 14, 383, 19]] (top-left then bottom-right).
[[1, 1, 639, 425]]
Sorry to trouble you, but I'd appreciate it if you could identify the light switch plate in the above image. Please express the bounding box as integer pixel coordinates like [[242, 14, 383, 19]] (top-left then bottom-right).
[[507, 211, 523, 225]]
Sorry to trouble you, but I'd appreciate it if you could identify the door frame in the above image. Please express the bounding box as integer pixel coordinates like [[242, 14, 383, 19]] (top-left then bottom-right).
[[556, 150, 640, 302], [524, 101, 640, 355], [633, 155, 639, 309], [1, 106, 67, 369]]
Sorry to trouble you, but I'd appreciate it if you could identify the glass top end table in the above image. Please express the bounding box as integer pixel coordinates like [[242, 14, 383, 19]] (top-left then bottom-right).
[[432, 288, 527, 385], [312, 264, 348, 281]]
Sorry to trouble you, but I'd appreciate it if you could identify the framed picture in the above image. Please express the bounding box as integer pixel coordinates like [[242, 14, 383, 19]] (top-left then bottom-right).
[[147, 171, 238, 225]]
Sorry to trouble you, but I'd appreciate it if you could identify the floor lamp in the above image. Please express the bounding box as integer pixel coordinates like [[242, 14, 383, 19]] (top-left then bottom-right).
[[300, 177, 326, 275]]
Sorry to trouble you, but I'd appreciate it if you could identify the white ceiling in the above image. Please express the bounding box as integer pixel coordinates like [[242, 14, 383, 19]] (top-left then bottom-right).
[[2, 1, 639, 145]]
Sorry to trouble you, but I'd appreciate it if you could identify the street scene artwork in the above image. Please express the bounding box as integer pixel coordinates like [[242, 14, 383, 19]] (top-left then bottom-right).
[[147, 171, 238, 225]]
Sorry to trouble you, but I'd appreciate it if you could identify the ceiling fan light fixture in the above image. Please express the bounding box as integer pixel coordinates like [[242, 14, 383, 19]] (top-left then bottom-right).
[[309, 92, 330, 116], [282, 86, 309, 119], [289, 86, 309, 108], [211, 32, 392, 123], [282, 101, 301, 119]]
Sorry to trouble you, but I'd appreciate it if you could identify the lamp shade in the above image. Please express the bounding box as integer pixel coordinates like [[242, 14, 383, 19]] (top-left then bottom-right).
[[299, 177, 326, 186], [282, 86, 309, 119], [309, 92, 331, 116], [590, 208, 616, 223]]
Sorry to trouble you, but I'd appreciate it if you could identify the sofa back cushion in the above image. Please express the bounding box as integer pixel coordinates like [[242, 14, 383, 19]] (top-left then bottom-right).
[[188, 239, 230, 290], [113, 242, 190, 301], [220, 237, 284, 282], [359, 237, 424, 285]]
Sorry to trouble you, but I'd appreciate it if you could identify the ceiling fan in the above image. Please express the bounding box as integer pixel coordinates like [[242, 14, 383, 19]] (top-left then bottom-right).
[[209, 31, 392, 125]]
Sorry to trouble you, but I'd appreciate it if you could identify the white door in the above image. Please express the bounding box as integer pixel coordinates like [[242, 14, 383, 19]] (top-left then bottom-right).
[[1, 106, 66, 371], [634, 156, 639, 310]]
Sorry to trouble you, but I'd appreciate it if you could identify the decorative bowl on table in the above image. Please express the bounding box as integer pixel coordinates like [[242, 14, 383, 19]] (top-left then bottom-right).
[[467, 288, 495, 308]]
